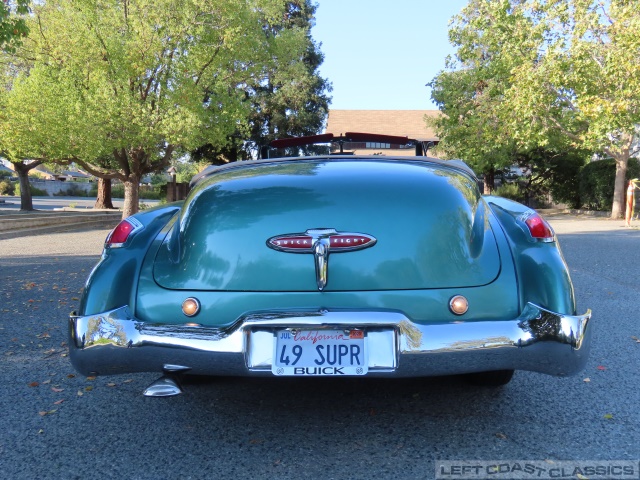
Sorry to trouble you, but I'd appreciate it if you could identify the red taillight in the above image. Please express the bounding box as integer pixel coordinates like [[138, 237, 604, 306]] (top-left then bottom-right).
[[523, 212, 554, 240], [105, 218, 143, 247]]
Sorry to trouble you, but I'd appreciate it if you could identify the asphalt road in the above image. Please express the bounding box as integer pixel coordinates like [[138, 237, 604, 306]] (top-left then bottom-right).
[[1, 216, 639, 480]]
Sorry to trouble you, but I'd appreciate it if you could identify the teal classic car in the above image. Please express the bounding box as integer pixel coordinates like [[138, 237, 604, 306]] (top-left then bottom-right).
[[69, 138, 591, 396]]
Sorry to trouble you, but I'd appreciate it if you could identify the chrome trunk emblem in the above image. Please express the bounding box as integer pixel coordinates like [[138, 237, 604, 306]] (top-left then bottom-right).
[[267, 229, 377, 291]]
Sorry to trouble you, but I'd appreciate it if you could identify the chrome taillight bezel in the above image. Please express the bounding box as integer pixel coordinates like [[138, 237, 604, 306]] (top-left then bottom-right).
[[105, 217, 144, 248], [518, 210, 555, 243]]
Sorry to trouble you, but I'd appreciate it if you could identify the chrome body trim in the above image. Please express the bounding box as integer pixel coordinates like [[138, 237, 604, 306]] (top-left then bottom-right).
[[313, 237, 329, 291], [266, 228, 377, 291], [518, 210, 556, 243], [69, 303, 591, 378]]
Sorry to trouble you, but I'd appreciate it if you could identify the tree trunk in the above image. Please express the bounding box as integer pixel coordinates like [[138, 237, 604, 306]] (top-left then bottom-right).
[[483, 168, 495, 195], [122, 176, 140, 219], [17, 168, 34, 211], [611, 155, 629, 219], [94, 178, 115, 209]]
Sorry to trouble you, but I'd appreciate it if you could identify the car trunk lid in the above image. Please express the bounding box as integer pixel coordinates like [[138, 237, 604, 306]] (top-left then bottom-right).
[[153, 159, 501, 291]]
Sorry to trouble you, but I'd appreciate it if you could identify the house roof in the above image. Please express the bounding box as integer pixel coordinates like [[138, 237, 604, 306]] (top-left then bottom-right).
[[325, 110, 440, 141], [61, 170, 91, 178]]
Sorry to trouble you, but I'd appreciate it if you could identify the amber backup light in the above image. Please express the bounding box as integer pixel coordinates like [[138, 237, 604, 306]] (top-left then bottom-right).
[[449, 295, 469, 315], [182, 298, 201, 317]]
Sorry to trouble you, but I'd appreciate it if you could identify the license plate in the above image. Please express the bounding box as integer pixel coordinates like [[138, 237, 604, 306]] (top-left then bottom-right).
[[272, 329, 368, 376]]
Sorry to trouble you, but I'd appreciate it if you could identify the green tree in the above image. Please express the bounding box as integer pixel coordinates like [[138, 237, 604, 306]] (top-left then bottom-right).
[[194, 0, 331, 163], [428, 66, 516, 194], [428, 0, 536, 193], [512, 147, 589, 208], [433, 0, 640, 218], [0, 0, 29, 52], [248, 0, 331, 158], [2, 0, 311, 218], [0, 65, 51, 210]]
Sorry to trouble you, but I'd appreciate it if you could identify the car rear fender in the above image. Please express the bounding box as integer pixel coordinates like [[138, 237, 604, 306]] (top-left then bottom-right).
[[484, 196, 576, 315], [78, 204, 181, 316]]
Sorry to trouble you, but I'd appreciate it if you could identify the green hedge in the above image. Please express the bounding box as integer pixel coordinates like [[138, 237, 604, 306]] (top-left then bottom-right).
[[0, 179, 15, 195], [579, 158, 640, 211], [53, 184, 93, 197], [493, 183, 524, 203], [89, 183, 164, 200]]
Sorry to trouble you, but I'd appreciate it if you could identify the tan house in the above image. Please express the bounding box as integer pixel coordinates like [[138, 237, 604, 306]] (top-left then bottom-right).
[[325, 110, 440, 156]]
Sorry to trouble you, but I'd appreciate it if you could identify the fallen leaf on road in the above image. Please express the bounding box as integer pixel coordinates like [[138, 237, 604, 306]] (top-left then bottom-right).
[[85, 386, 93, 392], [604, 414, 613, 419], [583, 378, 591, 382], [631, 336, 640, 343], [38, 409, 57, 416], [53, 399, 64, 405], [77, 391, 83, 396], [106, 383, 116, 387], [597, 366, 606, 371], [38, 429, 44, 434], [86, 376, 96, 381], [51, 387, 64, 393], [29, 382, 39, 387], [42, 379, 51, 385], [123, 379, 133, 383], [495, 432, 508, 440], [67, 374, 76, 378]]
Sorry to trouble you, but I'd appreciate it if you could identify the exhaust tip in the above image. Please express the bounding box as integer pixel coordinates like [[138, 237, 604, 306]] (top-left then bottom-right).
[[143, 377, 183, 397]]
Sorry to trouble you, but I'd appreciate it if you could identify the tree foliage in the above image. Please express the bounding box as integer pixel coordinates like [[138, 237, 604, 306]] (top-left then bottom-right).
[[511, 147, 589, 208], [194, 0, 331, 163], [580, 158, 640, 211], [0, 0, 29, 53], [1, 0, 315, 217], [428, 0, 535, 192], [429, 0, 640, 216]]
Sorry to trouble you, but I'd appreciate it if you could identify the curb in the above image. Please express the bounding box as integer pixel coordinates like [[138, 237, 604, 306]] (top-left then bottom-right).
[[0, 211, 121, 240]]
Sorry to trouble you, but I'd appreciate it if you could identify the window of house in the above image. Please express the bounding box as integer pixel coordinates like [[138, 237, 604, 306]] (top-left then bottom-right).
[[365, 142, 390, 149]]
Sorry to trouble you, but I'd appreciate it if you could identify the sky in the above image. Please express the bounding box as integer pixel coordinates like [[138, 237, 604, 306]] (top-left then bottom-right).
[[311, 0, 470, 110]]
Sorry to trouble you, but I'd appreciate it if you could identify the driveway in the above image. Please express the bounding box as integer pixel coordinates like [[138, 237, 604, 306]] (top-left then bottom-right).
[[1, 216, 638, 479]]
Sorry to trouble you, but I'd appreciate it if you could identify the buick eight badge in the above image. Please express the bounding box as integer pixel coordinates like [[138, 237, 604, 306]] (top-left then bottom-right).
[[267, 228, 377, 291]]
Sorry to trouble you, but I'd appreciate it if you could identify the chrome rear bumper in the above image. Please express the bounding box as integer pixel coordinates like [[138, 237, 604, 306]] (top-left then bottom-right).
[[69, 303, 591, 378]]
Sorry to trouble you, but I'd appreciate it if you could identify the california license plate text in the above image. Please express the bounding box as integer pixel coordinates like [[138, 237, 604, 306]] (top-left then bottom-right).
[[272, 329, 368, 376]]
